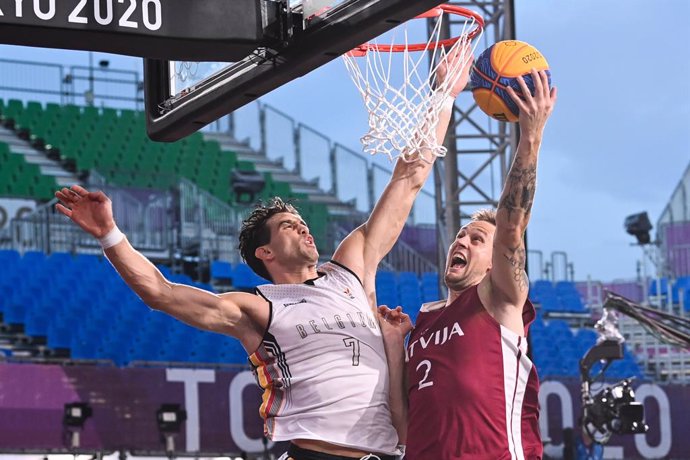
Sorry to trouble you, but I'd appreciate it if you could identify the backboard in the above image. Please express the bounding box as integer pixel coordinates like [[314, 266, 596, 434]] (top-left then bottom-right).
[[144, 0, 451, 142]]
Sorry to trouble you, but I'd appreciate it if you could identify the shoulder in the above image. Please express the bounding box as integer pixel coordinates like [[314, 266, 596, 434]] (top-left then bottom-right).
[[216, 291, 270, 350], [320, 260, 364, 287], [419, 299, 447, 313], [478, 275, 524, 309], [218, 290, 268, 310]]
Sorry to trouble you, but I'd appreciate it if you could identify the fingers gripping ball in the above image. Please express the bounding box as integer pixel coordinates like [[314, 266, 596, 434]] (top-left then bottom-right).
[[470, 40, 551, 122]]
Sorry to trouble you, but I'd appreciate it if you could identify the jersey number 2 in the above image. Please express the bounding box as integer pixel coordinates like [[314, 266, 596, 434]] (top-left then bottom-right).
[[416, 360, 434, 389], [343, 337, 360, 366]]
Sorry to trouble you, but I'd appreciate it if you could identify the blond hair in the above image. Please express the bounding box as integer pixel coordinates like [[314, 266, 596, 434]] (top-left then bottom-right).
[[470, 208, 497, 226]]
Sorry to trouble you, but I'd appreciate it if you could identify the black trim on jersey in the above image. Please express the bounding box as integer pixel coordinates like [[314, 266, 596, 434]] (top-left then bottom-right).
[[264, 331, 293, 388], [329, 259, 364, 287], [254, 287, 274, 344], [304, 271, 326, 286]]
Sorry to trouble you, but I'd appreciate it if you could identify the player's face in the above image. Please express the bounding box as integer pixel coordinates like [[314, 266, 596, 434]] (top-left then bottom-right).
[[444, 221, 495, 292], [264, 212, 319, 265]]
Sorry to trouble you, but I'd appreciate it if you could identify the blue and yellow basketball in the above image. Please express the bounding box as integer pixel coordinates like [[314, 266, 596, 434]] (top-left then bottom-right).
[[470, 40, 551, 122]]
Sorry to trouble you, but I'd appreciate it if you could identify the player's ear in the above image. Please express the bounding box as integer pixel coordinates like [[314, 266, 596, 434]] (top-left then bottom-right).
[[255, 246, 273, 262]]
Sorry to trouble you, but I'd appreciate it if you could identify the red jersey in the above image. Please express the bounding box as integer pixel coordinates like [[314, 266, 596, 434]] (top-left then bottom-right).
[[405, 285, 542, 460]]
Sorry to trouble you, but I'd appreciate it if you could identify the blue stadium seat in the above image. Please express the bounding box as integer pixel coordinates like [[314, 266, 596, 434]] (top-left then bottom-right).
[[46, 251, 74, 266], [99, 336, 133, 366], [158, 339, 193, 362], [398, 271, 418, 284], [530, 280, 554, 300], [376, 271, 397, 285], [188, 333, 227, 363], [530, 281, 559, 311], [575, 329, 598, 354], [194, 282, 215, 292], [558, 353, 580, 376], [376, 271, 399, 308], [398, 272, 422, 312], [530, 313, 545, 331], [210, 260, 233, 283], [0, 249, 20, 266], [3, 292, 34, 325], [70, 328, 106, 360], [558, 294, 587, 312], [22, 250, 46, 266], [548, 319, 572, 336], [534, 354, 560, 378], [47, 323, 73, 350], [376, 290, 398, 309], [232, 263, 267, 290], [126, 336, 165, 364], [24, 307, 50, 337], [421, 272, 440, 302], [169, 273, 194, 285], [421, 272, 438, 283], [219, 339, 248, 364]]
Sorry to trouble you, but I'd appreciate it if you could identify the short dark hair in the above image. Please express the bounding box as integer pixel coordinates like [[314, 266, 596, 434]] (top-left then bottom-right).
[[238, 197, 299, 281], [470, 208, 497, 226]]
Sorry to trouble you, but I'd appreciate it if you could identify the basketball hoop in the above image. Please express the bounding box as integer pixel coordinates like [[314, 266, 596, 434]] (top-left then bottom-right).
[[342, 5, 484, 163]]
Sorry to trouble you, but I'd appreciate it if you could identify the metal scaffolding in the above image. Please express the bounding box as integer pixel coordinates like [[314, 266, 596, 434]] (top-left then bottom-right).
[[430, 0, 517, 266]]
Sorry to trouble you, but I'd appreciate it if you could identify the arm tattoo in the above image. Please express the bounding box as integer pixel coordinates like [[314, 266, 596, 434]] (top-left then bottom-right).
[[503, 247, 528, 292], [498, 159, 537, 220]]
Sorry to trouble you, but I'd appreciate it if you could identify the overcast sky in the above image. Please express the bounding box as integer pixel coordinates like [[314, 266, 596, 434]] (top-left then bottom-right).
[[253, 0, 690, 283], [1, 0, 688, 283]]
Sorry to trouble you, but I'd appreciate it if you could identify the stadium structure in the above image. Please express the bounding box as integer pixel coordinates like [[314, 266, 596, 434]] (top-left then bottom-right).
[[0, 4, 689, 460]]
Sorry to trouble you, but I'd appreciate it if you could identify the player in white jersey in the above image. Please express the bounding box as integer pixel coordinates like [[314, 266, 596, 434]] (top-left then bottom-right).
[[55, 50, 471, 460]]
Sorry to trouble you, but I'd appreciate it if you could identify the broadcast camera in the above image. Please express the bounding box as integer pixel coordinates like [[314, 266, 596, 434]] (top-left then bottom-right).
[[579, 309, 648, 444]]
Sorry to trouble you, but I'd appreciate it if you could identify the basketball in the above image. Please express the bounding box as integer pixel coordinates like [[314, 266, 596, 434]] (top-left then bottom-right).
[[470, 40, 551, 122]]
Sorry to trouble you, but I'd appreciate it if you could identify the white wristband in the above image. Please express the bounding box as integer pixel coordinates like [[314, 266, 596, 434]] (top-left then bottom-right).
[[99, 226, 125, 249]]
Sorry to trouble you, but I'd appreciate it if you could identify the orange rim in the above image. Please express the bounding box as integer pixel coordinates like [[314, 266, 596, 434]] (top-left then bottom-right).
[[349, 4, 484, 55]]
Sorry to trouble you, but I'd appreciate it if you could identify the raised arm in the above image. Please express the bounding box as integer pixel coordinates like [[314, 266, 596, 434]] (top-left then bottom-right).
[[377, 305, 413, 443], [487, 69, 557, 311], [55, 185, 266, 349], [333, 47, 473, 299]]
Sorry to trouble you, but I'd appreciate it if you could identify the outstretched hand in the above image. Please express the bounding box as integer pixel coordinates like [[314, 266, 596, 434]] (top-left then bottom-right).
[[378, 305, 414, 340], [506, 69, 557, 138], [435, 40, 474, 98], [55, 185, 116, 238]]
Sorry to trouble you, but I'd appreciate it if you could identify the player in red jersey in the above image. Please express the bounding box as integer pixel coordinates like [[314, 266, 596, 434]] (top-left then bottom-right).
[[383, 68, 556, 459]]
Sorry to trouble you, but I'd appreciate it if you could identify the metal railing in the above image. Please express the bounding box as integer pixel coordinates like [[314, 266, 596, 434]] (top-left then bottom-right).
[[5, 185, 173, 256], [2, 173, 244, 264], [0, 58, 144, 110], [0, 57, 438, 272], [178, 178, 246, 264], [206, 100, 437, 224], [1, 57, 435, 222], [333, 225, 435, 275]]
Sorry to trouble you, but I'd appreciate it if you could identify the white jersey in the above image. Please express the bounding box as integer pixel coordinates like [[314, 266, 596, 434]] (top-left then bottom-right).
[[248, 261, 399, 455]]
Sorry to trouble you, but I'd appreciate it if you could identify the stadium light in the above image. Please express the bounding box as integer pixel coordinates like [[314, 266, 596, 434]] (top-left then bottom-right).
[[624, 212, 653, 245], [62, 402, 93, 450], [156, 404, 187, 458]]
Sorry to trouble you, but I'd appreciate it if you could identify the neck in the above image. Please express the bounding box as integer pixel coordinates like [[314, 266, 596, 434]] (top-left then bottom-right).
[[445, 283, 476, 306], [270, 263, 319, 284]]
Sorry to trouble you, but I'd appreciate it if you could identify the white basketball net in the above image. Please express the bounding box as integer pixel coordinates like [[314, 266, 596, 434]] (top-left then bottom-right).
[[342, 11, 482, 163]]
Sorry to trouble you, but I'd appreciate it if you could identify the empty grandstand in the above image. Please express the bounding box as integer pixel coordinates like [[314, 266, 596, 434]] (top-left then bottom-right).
[[0, 54, 688, 459]]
